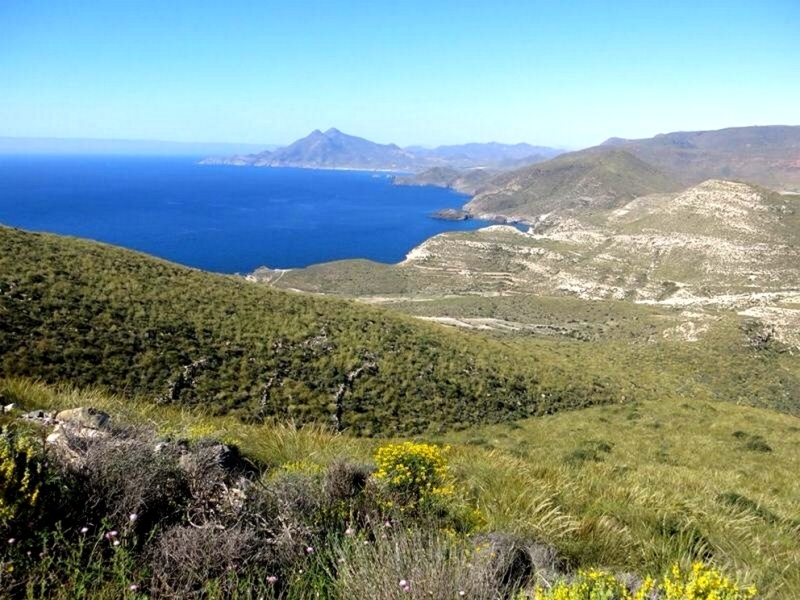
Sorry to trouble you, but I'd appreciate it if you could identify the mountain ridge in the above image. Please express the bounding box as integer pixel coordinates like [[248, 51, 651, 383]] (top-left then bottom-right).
[[465, 148, 677, 221], [411, 125, 800, 223], [597, 125, 800, 190], [201, 128, 562, 171]]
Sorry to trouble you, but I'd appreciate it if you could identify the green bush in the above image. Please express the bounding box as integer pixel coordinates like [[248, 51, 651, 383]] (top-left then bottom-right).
[[0, 424, 58, 532]]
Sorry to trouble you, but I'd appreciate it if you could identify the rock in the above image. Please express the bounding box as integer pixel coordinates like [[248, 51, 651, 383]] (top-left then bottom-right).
[[472, 532, 567, 590], [55, 407, 111, 430], [22, 409, 55, 422], [431, 208, 472, 221], [3, 403, 15, 413]]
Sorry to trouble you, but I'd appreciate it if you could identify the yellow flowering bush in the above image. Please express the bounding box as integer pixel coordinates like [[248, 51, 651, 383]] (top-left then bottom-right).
[[373, 442, 454, 510], [661, 562, 757, 600], [530, 563, 756, 600], [0, 425, 49, 528], [532, 569, 654, 600]]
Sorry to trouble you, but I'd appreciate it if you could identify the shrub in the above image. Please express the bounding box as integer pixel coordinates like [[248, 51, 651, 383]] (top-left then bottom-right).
[[661, 562, 757, 600], [530, 562, 756, 600], [334, 527, 514, 600], [0, 424, 59, 532], [74, 428, 189, 535], [531, 569, 654, 599], [564, 439, 613, 466], [148, 524, 270, 598], [743, 436, 772, 453], [373, 442, 454, 512]]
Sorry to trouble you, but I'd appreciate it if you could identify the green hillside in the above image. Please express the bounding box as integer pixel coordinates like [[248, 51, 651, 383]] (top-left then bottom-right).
[[0, 226, 636, 435], [464, 149, 677, 220]]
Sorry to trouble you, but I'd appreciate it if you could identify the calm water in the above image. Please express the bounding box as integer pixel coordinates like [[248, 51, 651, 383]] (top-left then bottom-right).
[[0, 155, 485, 272]]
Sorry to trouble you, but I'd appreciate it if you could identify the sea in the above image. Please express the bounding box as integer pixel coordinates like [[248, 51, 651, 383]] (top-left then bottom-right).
[[0, 155, 487, 273]]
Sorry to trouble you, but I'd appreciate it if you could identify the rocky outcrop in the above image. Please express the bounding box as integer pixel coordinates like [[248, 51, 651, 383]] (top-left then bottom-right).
[[431, 208, 472, 221]]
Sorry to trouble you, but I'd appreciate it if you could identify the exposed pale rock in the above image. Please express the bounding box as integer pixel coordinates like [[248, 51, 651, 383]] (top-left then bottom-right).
[[55, 407, 111, 431]]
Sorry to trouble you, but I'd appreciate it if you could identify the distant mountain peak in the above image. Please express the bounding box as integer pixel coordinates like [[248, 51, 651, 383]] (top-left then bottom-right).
[[601, 137, 628, 146], [201, 129, 563, 171]]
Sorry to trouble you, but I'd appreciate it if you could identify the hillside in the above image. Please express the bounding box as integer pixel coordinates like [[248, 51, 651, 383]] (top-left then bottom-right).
[[464, 149, 677, 221], [262, 179, 800, 417], [0, 226, 640, 436], [398, 180, 800, 304], [278, 179, 800, 307], [392, 165, 500, 195], [242, 128, 417, 171], [406, 126, 800, 223], [603, 125, 800, 191], [3, 378, 793, 597], [408, 141, 562, 168]]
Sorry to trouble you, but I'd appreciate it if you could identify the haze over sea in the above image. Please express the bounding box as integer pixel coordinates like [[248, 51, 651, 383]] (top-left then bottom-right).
[[0, 155, 483, 273]]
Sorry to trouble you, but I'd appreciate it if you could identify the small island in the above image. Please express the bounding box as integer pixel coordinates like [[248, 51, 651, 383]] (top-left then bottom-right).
[[431, 208, 472, 221]]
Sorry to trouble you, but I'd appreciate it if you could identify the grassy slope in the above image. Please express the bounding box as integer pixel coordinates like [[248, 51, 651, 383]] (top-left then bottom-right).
[[439, 395, 800, 597], [5, 377, 798, 597], [465, 149, 677, 220], [0, 226, 644, 435]]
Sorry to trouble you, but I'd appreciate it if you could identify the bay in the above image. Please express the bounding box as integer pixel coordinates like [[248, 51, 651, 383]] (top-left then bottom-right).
[[0, 155, 485, 273]]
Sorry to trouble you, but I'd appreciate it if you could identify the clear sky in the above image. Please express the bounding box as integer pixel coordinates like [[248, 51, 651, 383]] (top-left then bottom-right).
[[1, 0, 798, 149]]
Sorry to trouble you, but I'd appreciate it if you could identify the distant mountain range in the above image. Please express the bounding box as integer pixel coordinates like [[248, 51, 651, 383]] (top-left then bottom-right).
[[198, 124, 800, 227], [200, 128, 563, 171], [598, 125, 800, 190], [398, 125, 800, 221]]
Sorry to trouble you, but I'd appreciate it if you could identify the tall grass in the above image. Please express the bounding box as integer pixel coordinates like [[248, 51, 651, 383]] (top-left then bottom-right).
[[3, 378, 794, 596]]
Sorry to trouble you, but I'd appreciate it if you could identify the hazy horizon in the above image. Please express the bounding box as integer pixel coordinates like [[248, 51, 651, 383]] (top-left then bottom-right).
[[2, 1, 798, 149]]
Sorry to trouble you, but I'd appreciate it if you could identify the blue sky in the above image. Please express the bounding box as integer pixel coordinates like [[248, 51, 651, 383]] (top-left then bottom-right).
[[1, 0, 798, 149]]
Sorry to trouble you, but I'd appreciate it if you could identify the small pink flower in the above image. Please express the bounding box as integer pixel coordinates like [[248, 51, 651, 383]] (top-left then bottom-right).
[[129, 584, 139, 591], [129, 513, 138, 522], [305, 545, 314, 554], [80, 527, 89, 534], [7, 538, 15, 545], [267, 575, 278, 584], [345, 527, 355, 536], [105, 530, 118, 540], [113, 540, 120, 547]]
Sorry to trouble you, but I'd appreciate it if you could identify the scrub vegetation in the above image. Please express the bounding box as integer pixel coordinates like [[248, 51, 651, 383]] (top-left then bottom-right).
[[0, 379, 790, 598], [1, 226, 798, 597]]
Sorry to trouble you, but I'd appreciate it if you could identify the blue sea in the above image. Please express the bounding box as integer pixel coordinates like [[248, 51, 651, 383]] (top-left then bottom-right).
[[0, 155, 486, 273]]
